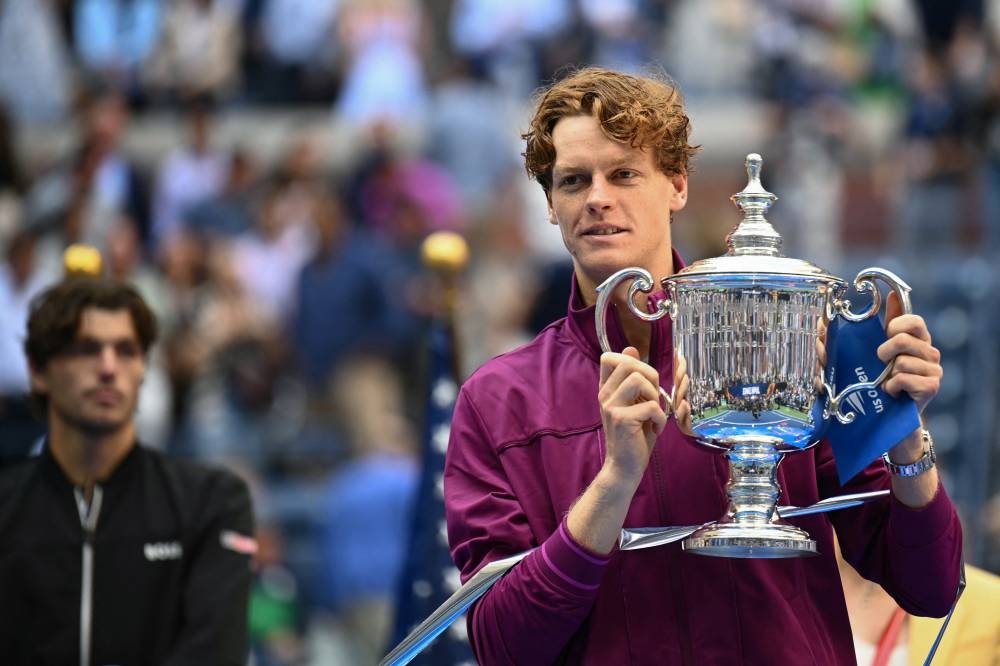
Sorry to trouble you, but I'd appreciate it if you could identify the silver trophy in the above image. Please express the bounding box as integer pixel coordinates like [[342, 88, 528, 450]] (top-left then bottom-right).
[[595, 153, 911, 558]]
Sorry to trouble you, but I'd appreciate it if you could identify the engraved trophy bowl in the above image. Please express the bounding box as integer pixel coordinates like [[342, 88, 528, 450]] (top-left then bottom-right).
[[595, 153, 912, 558]]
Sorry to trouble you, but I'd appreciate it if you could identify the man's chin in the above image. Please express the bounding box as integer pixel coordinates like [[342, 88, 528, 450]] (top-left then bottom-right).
[[63, 411, 132, 438], [79, 419, 131, 438]]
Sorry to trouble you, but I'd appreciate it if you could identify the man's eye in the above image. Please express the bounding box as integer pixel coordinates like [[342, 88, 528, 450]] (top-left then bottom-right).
[[115, 342, 141, 358], [616, 170, 637, 180], [68, 341, 101, 357], [558, 175, 581, 188]]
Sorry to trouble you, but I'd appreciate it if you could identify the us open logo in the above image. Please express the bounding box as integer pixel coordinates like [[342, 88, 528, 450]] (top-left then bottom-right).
[[844, 366, 884, 417]]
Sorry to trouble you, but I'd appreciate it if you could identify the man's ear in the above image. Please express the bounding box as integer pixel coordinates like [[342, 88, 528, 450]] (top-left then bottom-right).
[[669, 173, 688, 212], [547, 196, 557, 225], [27, 363, 48, 396]]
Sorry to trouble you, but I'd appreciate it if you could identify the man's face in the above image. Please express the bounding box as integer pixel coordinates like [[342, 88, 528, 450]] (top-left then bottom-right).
[[30, 308, 145, 437], [548, 114, 688, 304]]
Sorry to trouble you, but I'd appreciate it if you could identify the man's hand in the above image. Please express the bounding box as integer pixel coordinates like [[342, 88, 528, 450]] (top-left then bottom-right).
[[598, 347, 667, 483], [877, 291, 942, 414], [878, 291, 943, 508], [566, 348, 667, 555]]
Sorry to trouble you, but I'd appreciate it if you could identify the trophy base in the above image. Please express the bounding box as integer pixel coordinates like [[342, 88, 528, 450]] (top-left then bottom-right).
[[682, 522, 817, 559]]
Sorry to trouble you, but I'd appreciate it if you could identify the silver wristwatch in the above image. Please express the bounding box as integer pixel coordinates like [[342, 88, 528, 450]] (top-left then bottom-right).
[[882, 429, 937, 477]]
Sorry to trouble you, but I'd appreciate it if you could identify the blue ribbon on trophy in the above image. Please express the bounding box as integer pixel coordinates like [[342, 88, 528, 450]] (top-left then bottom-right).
[[824, 313, 921, 484]]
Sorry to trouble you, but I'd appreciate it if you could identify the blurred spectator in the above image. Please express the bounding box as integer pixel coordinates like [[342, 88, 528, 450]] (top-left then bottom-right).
[[168, 238, 292, 464], [839, 543, 1000, 664], [25, 88, 150, 277], [248, 0, 341, 104], [151, 97, 229, 250], [895, 49, 972, 255], [579, 0, 661, 72], [355, 138, 463, 241], [0, 103, 26, 253], [73, 0, 163, 104], [912, 0, 983, 55], [665, 0, 756, 98], [335, 0, 429, 129], [316, 355, 418, 664], [231, 176, 318, 324], [291, 189, 419, 388], [159, 227, 210, 429], [766, 102, 849, 273], [185, 147, 260, 238], [848, 0, 921, 102], [144, 0, 242, 105], [426, 59, 522, 216], [459, 176, 539, 369], [448, 0, 572, 96], [0, 230, 50, 465], [975, 62, 1000, 253], [106, 218, 174, 449], [0, 0, 74, 124], [0, 277, 256, 665]]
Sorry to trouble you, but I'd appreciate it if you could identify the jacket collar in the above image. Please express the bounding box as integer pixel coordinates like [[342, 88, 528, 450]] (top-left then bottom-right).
[[564, 249, 686, 370], [39, 438, 142, 494]]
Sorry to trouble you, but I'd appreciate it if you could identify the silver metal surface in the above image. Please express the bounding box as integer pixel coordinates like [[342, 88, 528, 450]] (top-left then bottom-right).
[[682, 523, 817, 558], [823, 268, 913, 424], [594, 266, 674, 410], [594, 152, 914, 558], [379, 550, 533, 666], [618, 489, 890, 551], [382, 486, 953, 665]]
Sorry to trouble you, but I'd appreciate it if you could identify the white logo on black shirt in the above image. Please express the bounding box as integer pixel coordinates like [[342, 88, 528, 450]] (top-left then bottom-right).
[[144, 541, 183, 561]]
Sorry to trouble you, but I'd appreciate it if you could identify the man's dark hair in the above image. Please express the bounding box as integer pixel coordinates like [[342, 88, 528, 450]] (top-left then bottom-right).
[[24, 278, 158, 413]]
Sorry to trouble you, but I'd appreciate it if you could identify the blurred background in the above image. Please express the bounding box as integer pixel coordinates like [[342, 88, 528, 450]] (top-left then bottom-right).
[[0, 0, 997, 664]]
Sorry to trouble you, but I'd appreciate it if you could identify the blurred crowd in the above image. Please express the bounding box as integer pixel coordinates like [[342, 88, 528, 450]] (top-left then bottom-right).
[[1, 0, 999, 664]]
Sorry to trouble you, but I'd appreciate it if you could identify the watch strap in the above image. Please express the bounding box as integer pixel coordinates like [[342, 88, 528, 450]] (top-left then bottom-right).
[[882, 429, 936, 477]]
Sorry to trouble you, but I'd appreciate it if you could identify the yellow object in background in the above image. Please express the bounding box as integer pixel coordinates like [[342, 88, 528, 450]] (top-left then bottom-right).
[[63, 244, 103, 278]]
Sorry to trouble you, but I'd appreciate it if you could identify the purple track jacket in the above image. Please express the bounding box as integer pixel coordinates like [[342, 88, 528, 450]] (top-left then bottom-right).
[[444, 268, 963, 665]]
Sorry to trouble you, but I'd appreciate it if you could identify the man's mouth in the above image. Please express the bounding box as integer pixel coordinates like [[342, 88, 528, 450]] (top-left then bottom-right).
[[89, 389, 123, 405], [583, 226, 625, 236]]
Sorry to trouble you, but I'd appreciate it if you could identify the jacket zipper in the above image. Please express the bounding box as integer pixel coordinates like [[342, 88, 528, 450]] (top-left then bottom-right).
[[74, 486, 103, 666]]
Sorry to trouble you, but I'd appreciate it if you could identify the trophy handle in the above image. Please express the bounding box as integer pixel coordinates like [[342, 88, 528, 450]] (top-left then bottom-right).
[[594, 268, 674, 411], [824, 267, 913, 424]]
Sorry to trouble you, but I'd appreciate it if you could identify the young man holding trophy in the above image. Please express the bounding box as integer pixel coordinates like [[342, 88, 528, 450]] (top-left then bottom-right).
[[443, 67, 961, 664]]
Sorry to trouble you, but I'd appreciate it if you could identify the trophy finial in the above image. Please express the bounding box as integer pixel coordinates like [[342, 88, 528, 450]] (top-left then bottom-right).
[[727, 153, 782, 256], [746, 153, 763, 183]]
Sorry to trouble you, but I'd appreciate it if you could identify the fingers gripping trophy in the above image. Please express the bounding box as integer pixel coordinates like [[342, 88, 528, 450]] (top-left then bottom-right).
[[595, 154, 912, 558]]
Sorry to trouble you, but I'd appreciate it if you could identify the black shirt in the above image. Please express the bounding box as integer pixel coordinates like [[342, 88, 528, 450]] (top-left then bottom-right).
[[0, 444, 255, 666]]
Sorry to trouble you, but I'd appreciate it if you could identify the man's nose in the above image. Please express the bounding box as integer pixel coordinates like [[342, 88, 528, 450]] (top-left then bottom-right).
[[586, 176, 613, 213], [97, 346, 119, 376]]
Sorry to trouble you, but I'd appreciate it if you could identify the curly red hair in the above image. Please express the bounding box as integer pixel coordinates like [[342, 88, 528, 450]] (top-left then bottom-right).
[[523, 67, 700, 196]]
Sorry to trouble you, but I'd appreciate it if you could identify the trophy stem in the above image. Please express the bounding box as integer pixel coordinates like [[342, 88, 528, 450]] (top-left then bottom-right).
[[683, 438, 817, 558]]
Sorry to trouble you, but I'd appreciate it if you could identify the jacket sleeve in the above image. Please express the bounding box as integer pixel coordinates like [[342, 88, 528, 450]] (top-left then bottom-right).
[[444, 387, 609, 665], [164, 471, 255, 666], [816, 441, 963, 617]]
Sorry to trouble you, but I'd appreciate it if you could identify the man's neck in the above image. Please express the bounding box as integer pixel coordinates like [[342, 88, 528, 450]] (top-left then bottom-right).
[[48, 421, 135, 500], [617, 307, 653, 360], [579, 275, 658, 359]]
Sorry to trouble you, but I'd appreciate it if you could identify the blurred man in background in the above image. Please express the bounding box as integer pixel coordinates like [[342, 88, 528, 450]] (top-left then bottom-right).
[[0, 276, 255, 665]]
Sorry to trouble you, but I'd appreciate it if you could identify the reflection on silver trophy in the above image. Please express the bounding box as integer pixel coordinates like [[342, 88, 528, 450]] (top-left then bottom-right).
[[596, 153, 911, 558]]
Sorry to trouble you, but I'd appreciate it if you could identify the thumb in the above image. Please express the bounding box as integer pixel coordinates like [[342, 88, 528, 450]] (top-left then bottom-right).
[[622, 346, 641, 360]]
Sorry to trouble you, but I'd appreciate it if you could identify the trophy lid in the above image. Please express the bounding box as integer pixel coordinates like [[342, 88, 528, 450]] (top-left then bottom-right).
[[670, 153, 841, 282]]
